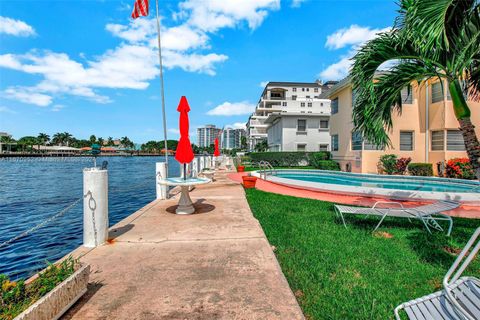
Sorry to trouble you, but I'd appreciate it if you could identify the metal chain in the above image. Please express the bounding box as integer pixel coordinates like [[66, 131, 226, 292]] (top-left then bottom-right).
[[85, 191, 98, 247], [0, 195, 86, 249]]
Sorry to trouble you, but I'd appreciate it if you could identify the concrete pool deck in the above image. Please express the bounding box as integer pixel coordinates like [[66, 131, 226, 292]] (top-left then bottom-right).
[[228, 172, 480, 219], [61, 169, 304, 320]]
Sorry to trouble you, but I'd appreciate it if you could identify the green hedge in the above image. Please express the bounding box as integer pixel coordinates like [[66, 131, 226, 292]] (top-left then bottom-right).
[[248, 152, 331, 167], [313, 160, 341, 171], [408, 163, 433, 176]]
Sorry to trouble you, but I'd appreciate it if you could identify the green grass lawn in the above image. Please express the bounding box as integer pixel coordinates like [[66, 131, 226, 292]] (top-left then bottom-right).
[[245, 189, 480, 320]]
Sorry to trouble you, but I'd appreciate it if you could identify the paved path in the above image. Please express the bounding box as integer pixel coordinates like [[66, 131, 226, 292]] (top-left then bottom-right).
[[228, 172, 480, 219], [62, 170, 304, 320]]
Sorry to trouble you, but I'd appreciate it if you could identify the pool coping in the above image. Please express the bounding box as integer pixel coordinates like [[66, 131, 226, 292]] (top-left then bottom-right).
[[252, 169, 480, 203]]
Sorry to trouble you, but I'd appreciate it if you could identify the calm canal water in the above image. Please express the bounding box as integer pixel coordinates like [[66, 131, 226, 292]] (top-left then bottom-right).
[[0, 156, 181, 279]]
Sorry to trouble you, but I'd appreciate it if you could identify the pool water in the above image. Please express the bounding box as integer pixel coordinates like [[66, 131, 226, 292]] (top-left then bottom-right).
[[275, 171, 480, 193]]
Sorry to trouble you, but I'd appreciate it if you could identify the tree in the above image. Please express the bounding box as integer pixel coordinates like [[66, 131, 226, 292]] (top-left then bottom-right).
[[107, 137, 114, 146], [89, 135, 97, 144], [97, 137, 104, 146], [254, 140, 268, 152], [63, 132, 73, 146], [52, 132, 64, 146], [240, 136, 247, 150], [17, 136, 38, 152], [37, 133, 50, 152], [350, 0, 480, 172]]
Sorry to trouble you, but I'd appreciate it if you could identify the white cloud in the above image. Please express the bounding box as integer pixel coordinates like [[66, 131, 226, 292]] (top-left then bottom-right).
[[319, 25, 391, 80], [291, 0, 306, 8], [207, 101, 255, 116], [226, 122, 246, 130], [319, 55, 352, 81], [0, 1, 281, 106], [51, 104, 65, 112], [179, 0, 281, 32], [259, 81, 268, 88], [0, 16, 36, 37], [3, 87, 52, 106], [325, 24, 390, 50], [0, 106, 16, 114]]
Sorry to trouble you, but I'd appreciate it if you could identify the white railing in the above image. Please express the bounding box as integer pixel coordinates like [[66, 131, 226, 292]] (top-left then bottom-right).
[[258, 160, 275, 180]]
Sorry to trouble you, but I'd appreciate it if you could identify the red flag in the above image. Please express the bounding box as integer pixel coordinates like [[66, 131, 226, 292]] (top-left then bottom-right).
[[131, 0, 149, 19]]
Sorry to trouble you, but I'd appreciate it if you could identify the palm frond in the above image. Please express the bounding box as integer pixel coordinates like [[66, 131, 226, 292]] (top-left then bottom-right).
[[352, 62, 438, 148]]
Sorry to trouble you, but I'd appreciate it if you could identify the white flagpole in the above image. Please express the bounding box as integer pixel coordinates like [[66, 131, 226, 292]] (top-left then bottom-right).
[[154, 0, 168, 163]]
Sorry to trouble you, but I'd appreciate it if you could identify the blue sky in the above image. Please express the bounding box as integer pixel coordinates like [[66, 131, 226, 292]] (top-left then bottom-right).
[[0, 0, 396, 143]]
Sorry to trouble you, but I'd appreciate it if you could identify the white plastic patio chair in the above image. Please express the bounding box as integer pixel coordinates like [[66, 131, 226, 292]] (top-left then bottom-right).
[[334, 200, 459, 235], [394, 227, 480, 320]]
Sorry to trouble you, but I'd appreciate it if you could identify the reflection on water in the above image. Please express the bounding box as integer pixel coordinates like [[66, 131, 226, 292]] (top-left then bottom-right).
[[0, 156, 180, 279]]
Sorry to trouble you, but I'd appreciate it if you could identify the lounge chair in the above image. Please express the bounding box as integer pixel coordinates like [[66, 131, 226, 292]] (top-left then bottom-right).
[[394, 227, 480, 320], [333, 200, 459, 235]]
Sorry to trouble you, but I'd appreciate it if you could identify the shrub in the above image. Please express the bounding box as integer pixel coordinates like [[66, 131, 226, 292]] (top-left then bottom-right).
[[309, 152, 331, 167], [0, 257, 78, 319], [395, 157, 412, 175], [408, 163, 433, 176], [249, 152, 331, 167], [313, 160, 341, 171], [445, 158, 476, 179], [379, 154, 398, 175]]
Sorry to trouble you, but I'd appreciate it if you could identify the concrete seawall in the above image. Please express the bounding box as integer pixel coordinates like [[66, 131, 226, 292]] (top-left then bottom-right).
[[62, 170, 304, 319]]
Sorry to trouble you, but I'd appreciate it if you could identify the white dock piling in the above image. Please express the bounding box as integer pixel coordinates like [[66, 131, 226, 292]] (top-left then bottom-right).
[[83, 168, 108, 248], [156, 162, 168, 200], [192, 158, 198, 177]]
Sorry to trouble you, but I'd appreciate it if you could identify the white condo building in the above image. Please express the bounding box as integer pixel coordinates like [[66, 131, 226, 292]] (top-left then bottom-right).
[[247, 81, 337, 152], [221, 128, 246, 150], [197, 125, 222, 148]]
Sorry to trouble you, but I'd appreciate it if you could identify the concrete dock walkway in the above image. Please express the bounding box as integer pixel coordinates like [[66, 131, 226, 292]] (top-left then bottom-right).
[[62, 170, 304, 320]]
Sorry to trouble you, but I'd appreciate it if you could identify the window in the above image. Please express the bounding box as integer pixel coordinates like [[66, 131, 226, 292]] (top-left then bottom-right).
[[331, 135, 339, 151], [282, 102, 287, 106], [297, 119, 306, 132], [401, 85, 413, 104], [447, 130, 465, 151], [306, 88, 309, 92], [297, 144, 306, 151], [292, 88, 297, 92], [292, 95, 297, 100], [331, 98, 339, 114], [319, 144, 329, 151], [364, 140, 382, 150], [306, 95, 310, 98], [400, 131, 414, 151], [352, 90, 356, 106], [302, 88, 305, 92], [432, 81, 444, 103], [320, 119, 329, 129], [320, 103, 324, 106], [307, 102, 312, 107], [351, 131, 363, 150], [314, 88, 319, 92], [300, 102, 305, 107], [431, 130, 444, 151]]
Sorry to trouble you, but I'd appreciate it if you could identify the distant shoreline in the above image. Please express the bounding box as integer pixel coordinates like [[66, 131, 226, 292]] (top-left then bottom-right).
[[0, 153, 172, 158]]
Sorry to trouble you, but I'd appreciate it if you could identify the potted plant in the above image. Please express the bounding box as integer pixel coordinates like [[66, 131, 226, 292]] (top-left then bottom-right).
[[237, 164, 245, 172], [242, 173, 257, 188]]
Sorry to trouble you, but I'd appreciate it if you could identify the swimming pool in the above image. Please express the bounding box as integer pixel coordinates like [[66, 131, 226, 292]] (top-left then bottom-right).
[[255, 169, 480, 202]]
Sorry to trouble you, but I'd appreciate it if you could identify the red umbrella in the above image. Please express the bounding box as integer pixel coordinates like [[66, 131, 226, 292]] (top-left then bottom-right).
[[175, 96, 194, 179], [214, 137, 220, 157]]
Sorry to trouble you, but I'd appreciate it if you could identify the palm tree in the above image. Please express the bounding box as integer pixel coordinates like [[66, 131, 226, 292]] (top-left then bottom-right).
[[52, 132, 64, 146], [107, 136, 114, 146], [63, 132, 73, 147], [89, 135, 97, 144], [350, 0, 480, 172], [37, 133, 50, 151], [97, 137, 104, 146]]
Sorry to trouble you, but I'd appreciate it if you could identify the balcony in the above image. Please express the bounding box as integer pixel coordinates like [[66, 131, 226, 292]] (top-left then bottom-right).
[[249, 120, 268, 127]]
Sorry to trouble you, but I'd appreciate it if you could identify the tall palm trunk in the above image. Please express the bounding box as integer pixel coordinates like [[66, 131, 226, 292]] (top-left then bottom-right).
[[449, 80, 480, 174]]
